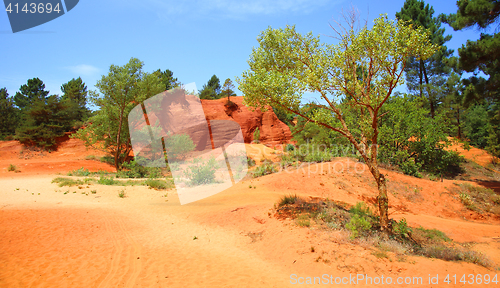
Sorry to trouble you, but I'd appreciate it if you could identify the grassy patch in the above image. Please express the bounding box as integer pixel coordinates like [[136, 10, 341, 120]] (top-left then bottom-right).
[[67, 167, 91, 177], [144, 178, 175, 190], [452, 183, 500, 215], [51, 177, 86, 187], [252, 160, 278, 178], [274, 197, 494, 268]]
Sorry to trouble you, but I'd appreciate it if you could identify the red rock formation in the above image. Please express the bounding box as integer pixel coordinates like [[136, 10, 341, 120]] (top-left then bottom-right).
[[201, 97, 291, 145]]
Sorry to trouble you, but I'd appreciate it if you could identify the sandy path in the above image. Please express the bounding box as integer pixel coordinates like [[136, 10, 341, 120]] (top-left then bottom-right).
[[1, 158, 500, 287]]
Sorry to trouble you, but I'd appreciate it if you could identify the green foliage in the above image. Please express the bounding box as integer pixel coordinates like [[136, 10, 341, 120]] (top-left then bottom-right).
[[251, 161, 277, 178], [221, 78, 236, 101], [67, 167, 91, 176], [443, 0, 499, 113], [98, 176, 116, 185], [393, 218, 412, 239], [164, 133, 196, 161], [184, 157, 219, 185], [247, 157, 256, 167], [72, 58, 165, 170], [155, 69, 179, 91], [378, 95, 463, 176], [278, 194, 299, 207], [296, 214, 311, 227], [285, 144, 295, 152], [463, 104, 490, 148], [396, 0, 454, 117], [13, 77, 49, 110], [346, 214, 372, 239], [7, 164, 19, 172], [253, 127, 260, 143], [61, 77, 90, 124], [199, 75, 221, 100], [51, 177, 85, 187], [0, 88, 19, 139], [15, 95, 73, 149], [118, 190, 126, 198], [116, 160, 162, 178], [144, 179, 172, 190], [237, 13, 438, 230]]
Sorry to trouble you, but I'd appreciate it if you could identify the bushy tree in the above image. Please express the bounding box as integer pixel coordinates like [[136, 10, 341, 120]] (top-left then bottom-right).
[[13, 77, 49, 110], [0, 88, 19, 139], [155, 69, 180, 91], [443, 0, 500, 157], [61, 77, 90, 125], [199, 75, 221, 100], [15, 95, 72, 149], [237, 13, 438, 230], [73, 58, 164, 170], [378, 95, 462, 177]]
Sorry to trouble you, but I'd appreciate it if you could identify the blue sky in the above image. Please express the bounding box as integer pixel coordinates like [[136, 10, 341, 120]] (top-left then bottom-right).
[[1, 0, 482, 107]]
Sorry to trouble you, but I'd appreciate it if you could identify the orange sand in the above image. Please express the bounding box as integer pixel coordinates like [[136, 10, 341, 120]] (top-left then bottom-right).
[[1, 140, 500, 287]]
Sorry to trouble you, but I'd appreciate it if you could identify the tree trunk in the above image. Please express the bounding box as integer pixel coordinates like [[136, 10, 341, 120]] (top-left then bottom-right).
[[115, 111, 124, 171], [419, 60, 423, 98], [376, 173, 389, 230], [421, 59, 434, 118]]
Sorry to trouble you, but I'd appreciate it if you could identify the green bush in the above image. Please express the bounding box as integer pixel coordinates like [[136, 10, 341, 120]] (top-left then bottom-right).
[[400, 158, 422, 178], [278, 194, 299, 207], [164, 133, 196, 161], [7, 164, 18, 172], [393, 218, 412, 239], [346, 214, 372, 239], [252, 161, 277, 178], [285, 144, 295, 151], [98, 176, 116, 185], [116, 160, 162, 178], [253, 128, 260, 143], [184, 157, 219, 185], [67, 167, 91, 177]]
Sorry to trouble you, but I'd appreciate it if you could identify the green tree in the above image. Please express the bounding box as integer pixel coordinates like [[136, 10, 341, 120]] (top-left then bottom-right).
[[199, 75, 221, 100], [221, 78, 236, 102], [73, 58, 164, 170], [396, 0, 454, 118], [0, 88, 20, 139], [13, 78, 49, 110], [237, 14, 437, 230], [443, 0, 500, 157], [61, 77, 90, 124], [15, 95, 72, 149], [155, 69, 180, 91]]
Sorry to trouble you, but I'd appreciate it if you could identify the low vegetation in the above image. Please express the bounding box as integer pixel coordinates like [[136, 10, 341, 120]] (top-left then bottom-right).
[[452, 183, 500, 215], [274, 196, 494, 268], [7, 164, 19, 172]]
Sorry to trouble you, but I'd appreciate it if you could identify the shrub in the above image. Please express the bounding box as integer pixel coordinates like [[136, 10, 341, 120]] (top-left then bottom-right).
[[118, 190, 126, 198], [247, 157, 256, 167], [144, 178, 174, 190], [85, 155, 96, 160], [7, 164, 19, 172], [51, 177, 84, 187], [349, 202, 373, 218], [285, 144, 295, 151], [67, 167, 91, 176], [400, 158, 422, 178], [98, 176, 116, 185], [253, 128, 260, 143], [164, 133, 196, 161], [296, 214, 311, 227], [346, 214, 372, 239], [116, 160, 162, 178], [278, 194, 299, 207], [393, 218, 412, 239], [184, 157, 219, 185], [252, 161, 277, 178]]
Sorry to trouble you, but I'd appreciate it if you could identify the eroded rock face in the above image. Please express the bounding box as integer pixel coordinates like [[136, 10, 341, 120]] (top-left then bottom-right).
[[201, 97, 291, 145]]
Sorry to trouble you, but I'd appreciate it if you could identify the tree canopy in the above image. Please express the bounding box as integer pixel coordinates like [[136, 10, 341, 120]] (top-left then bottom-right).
[[73, 58, 165, 170], [237, 14, 438, 229]]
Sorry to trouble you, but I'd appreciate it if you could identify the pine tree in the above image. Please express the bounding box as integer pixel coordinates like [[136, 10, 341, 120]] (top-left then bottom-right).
[[396, 0, 454, 118], [0, 88, 19, 139], [13, 78, 49, 110], [221, 78, 236, 102]]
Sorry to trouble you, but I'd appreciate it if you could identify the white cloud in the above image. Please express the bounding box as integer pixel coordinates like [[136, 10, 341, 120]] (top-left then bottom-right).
[[65, 64, 100, 77]]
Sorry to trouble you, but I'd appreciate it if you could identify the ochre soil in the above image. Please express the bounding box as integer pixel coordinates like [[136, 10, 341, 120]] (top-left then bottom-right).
[[1, 138, 500, 287]]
